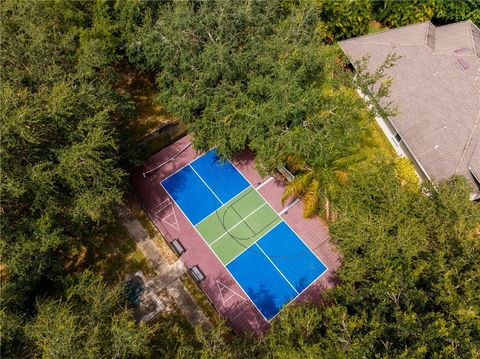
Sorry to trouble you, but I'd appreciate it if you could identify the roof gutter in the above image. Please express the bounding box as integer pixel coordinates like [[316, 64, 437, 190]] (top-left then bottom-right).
[[469, 166, 480, 187]]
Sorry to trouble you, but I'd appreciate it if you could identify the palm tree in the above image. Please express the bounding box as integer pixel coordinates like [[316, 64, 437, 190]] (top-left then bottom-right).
[[281, 153, 362, 221]]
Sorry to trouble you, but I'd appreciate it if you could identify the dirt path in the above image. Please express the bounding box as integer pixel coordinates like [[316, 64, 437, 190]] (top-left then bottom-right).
[[116, 204, 212, 330]]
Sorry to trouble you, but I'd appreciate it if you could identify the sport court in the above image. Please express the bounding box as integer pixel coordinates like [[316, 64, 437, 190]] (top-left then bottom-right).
[[161, 149, 327, 320]]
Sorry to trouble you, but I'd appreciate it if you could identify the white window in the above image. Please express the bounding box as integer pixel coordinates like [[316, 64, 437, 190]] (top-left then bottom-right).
[[393, 133, 402, 145]]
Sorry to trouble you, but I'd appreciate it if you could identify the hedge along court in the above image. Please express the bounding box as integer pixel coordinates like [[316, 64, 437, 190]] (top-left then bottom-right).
[[132, 136, 340, 334]]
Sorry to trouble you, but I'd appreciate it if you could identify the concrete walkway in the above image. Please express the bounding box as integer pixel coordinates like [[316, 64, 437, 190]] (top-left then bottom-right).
[[116, 204, 212, 330]]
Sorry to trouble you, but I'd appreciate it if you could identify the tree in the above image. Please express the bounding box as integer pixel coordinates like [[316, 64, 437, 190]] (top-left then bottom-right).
[[26, 271, 154, 358], [319, 0, 372, 41], [0, 309, 27, 358], [1, 1, 126, 355], [373, 0, 480, 28], [323, 160, 480, 357], [76, 1, 121, 78], [375, 0, 436, 28], [281, 154, 356, 220], [433, 0, 480, 26], [118, 1, 397, 218]]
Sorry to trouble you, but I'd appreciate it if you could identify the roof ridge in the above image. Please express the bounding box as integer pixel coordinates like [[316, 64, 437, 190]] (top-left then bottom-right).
[[467, 20, 476, 56], [457, 110, 480, 174], [425, 22, 435, 51], [339, 42, 426, 49], [434, 52, 479, 57], [469, 19, 480, 32], [437, 19, 473, 28], [468, 20, 480, 57], [435, 20, 479, 56], [339, 21, 432, 44]]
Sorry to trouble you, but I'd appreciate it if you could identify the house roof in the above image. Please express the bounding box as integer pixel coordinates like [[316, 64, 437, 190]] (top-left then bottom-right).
[[339, 21, 480, 193]]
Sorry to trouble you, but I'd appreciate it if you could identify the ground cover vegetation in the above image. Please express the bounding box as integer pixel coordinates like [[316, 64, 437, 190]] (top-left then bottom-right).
[[1, 0, 479, 358]]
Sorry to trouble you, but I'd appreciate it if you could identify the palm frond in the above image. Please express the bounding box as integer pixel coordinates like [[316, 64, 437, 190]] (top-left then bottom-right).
[[332, 152, 366, 169], [334, 170, 348, 184], [323, 197, 330, 221], [284, 154, 306, 173], [303, 178, 320, 218], [281, 172, 314, 204]]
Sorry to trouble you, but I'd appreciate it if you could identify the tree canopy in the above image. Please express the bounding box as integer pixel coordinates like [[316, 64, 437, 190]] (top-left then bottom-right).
[[27, 271, 154, 358], [1, 0, 479, 358], [118, 0, 397, 219], [374, 0, 480, 28], [1, 1, 125, 355]]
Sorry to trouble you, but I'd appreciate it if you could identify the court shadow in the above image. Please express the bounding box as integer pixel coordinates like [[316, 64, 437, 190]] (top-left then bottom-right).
[[297, 276, 310, 293], [200, 272, 271, 336], [294, 271, 340, 306], [232, 150, 255, 166], [248, 283, 277, 320], [160, 167, 189, 197]]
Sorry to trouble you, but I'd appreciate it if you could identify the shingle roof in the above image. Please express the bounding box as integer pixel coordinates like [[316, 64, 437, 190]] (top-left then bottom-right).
[[339, 21, 480, 193]]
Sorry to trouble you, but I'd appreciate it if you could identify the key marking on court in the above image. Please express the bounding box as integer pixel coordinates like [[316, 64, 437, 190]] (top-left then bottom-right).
[[209, 202, 268, 246]]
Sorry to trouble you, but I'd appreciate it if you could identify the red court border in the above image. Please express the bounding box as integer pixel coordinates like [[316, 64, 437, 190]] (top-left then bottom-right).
[[130, 135, 341, 335]]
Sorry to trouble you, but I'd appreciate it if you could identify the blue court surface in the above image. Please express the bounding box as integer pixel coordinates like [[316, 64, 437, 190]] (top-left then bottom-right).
[[161, 148, 327, 321], [162, 149, 249, 224]]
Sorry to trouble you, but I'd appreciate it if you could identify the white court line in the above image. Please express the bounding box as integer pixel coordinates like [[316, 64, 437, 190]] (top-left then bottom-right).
[[217, 280, 247, 303], [255, 176, 273, 190], [159, 181, 270, 323], [195, 187, 254, 227], [209, 202, 268, 246], [151, 198, 171, 212], [255, 243, 299, 295], [161, 151, 329, 323], [189, 164, 224, 204], [230, 303, 249, 320], [224, 220, 282, 267], [229, 160, 330, 321], [230, 160, 328, 267], [160, 147, 218, 183]]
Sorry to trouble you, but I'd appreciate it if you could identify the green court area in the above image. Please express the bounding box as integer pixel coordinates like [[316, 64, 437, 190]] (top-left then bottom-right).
[[195, 187, 280, 264]]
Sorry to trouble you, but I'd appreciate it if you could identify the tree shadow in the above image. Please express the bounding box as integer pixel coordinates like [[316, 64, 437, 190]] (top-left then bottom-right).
[[73, 216, 154, 284]]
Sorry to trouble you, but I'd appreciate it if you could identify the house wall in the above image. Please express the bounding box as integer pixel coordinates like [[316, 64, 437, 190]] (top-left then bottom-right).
[[373, 112, 405, 156]]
